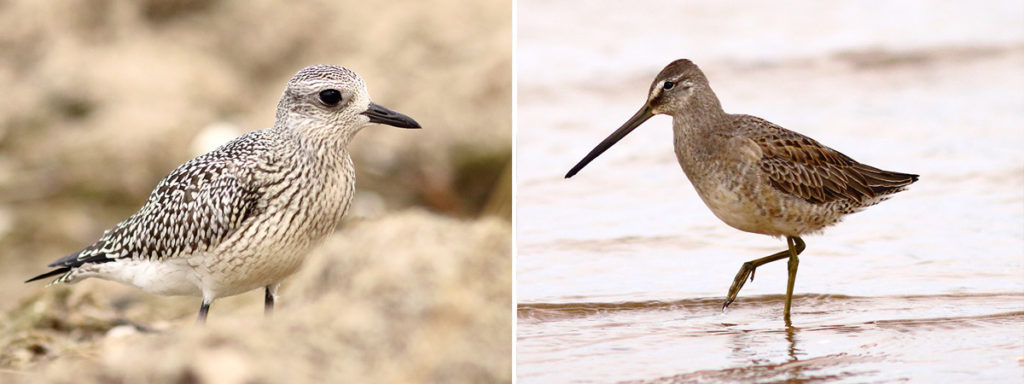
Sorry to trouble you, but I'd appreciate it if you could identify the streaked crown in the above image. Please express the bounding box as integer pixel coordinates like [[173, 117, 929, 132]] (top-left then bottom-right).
[[274, 65, 374, 139], [645, 59, 721, 116]]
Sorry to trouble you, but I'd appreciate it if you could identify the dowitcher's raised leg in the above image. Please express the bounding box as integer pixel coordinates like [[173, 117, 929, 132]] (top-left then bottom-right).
[[723, 236, 806, 311], [783, 236, 802, 324], [197, 299, 211, 324], [264, 283, 280, 316]]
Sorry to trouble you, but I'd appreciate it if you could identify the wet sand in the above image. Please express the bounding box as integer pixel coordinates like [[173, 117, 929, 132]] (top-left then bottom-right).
[[519, 294, 1022, 382], [517, 0, 1024, 382]]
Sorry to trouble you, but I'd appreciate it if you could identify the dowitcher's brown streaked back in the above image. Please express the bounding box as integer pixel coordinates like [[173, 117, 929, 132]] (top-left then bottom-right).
[[565, 59, 917, 324]]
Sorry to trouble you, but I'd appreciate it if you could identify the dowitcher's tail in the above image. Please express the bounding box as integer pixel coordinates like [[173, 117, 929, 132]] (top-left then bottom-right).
[[854, 162, 919, 196]]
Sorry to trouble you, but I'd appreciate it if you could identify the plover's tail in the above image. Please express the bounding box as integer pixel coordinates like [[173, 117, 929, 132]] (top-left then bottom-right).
[[24, 267, 71, 283], [25, 250, 94, 284]]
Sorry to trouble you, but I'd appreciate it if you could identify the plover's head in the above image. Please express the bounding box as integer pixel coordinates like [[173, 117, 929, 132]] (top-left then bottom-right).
[[276, 65, 420, 140]]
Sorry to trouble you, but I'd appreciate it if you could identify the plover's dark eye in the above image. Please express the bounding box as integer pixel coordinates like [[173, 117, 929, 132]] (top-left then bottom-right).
[[318, 89, 342, 106], [663, 81, 675, 90]]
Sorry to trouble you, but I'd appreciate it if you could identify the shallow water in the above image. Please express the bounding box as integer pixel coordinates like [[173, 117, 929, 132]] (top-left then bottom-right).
[[516, 0, 1024, 382], [518, 294, 1022, 383]]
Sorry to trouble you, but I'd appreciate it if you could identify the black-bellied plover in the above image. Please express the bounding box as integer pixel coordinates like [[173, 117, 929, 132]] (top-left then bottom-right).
[[27, 65, 420, 323], [565, 59, 917, 324]]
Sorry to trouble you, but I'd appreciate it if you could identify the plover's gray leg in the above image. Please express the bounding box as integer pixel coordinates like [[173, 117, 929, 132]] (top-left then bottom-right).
[[265, 283, 280, 316], [197, 299, 211, 324]]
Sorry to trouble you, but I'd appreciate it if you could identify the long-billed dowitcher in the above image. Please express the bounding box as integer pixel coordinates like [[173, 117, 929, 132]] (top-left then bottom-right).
[[565, 59, 917, 323], [26, 65, 421, 323]]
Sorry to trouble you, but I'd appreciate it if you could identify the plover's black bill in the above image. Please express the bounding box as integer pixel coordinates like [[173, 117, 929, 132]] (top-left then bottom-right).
[[362, 102, 421, 129]]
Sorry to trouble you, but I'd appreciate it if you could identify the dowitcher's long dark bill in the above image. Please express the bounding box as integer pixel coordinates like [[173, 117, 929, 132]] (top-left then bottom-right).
[[362, 102, 422, 129], [565, 104, 654, 178]]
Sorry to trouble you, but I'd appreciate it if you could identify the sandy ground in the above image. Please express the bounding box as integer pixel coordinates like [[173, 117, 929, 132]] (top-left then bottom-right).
[[0, 0, 512, 382], [3, 211, 512, 383]]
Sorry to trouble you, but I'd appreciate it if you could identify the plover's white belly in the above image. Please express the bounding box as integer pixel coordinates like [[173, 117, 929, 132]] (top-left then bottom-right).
[[85, 217, 326, 299], [93, 257, 203, 296]]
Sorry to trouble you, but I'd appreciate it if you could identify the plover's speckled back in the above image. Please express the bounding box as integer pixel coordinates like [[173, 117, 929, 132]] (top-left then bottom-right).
[[566, 59, 917, 324], [27, 65, 421, 323]]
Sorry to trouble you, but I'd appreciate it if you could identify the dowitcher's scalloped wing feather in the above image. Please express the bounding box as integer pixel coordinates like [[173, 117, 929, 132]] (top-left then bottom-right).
[[27, 132, 269, 283], [735, 115, 918, 206]]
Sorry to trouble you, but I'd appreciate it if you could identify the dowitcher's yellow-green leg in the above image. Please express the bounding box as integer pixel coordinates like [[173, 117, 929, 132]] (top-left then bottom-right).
[[783, 236, 802, 324], [723, 236, 806, 320]]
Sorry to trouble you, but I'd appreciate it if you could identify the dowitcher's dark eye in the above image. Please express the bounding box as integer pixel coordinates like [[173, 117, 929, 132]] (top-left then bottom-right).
[[318, 89, 342, 106], [663, 81, 675, 90]]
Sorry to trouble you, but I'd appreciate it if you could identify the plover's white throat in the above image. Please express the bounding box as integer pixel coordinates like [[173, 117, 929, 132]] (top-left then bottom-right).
[[27, 65, 421, 323], [565, 59, 917, 324]]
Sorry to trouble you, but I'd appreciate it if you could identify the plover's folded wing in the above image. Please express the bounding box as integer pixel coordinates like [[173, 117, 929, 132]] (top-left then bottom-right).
[[27, 147, 264, 283]]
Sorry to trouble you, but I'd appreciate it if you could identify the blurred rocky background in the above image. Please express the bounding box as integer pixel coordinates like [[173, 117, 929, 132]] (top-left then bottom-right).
[[0, 0, 511, 382]]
